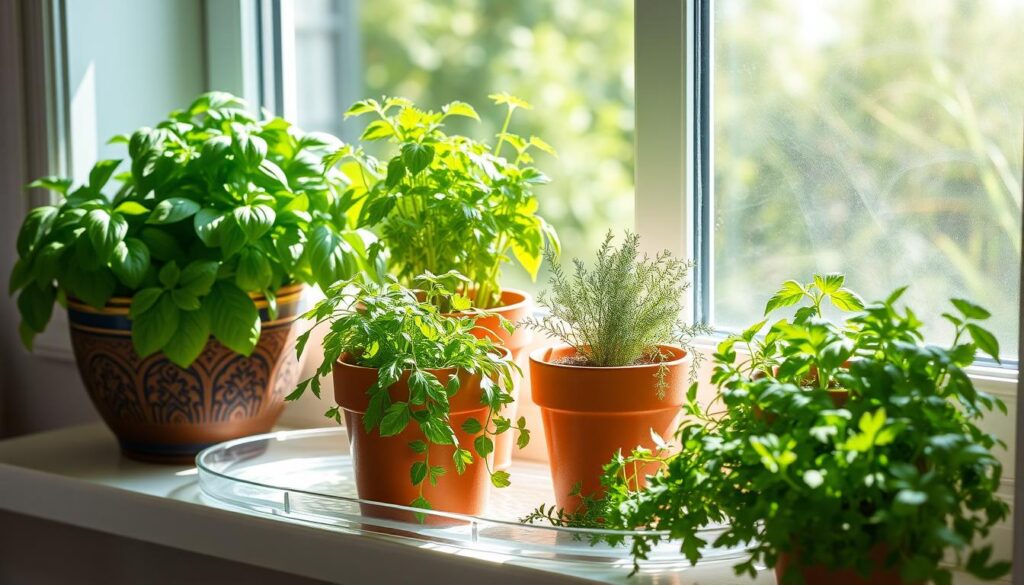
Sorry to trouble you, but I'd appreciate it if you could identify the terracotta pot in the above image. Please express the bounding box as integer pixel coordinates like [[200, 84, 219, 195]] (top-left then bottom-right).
[[333, 350, 508, 520], [68, 284, 304, 464], [529, 344, 690, 510], [775, 546, 918, 585], [452, 288, 533, 471]]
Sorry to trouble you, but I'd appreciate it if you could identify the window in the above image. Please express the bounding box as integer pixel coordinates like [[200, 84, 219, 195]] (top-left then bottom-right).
[[707, 0, 1024, 359], [291, 0, 636, 293]]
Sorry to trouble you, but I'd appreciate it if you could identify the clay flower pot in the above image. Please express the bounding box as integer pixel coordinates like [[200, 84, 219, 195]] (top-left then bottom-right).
[[461, 288, 533, 470], [332, 351, 509, 519], [529, 344, 690, 510], [68, 284, 305, 464], [775, 546, 919, 585]]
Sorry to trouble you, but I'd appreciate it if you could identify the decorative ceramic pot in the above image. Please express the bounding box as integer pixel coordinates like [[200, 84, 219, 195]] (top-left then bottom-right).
[[529, 344, 690, 510], [455, 288, 533, 470], [332, 349, 511, 521], [68, 284, 304, 463]]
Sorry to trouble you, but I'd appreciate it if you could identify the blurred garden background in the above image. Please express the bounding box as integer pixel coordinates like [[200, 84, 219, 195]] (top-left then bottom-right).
[[293, 0, 1023, 358]]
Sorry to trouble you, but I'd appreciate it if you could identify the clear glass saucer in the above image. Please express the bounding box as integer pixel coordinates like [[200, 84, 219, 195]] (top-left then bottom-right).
[[196, 427, 746, 568]]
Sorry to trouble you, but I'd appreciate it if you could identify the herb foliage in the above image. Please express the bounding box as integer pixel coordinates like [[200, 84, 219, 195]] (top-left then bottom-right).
[[10, 92, 380, 367], [290, 272, 528, 512], [520, 230, 709, 395], [597, 275, 1010, 583], [323, 94, 559, 309]]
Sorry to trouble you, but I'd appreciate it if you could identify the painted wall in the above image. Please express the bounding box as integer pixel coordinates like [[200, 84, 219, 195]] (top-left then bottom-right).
[[0, 0, 206, 436]]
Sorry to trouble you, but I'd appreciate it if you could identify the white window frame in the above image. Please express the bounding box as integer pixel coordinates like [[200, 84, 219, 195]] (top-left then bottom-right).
[[17, 0, 1021, 579], [632, 1, 1018, 579]]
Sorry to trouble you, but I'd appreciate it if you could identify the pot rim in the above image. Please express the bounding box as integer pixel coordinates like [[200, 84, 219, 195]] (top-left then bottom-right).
[[529, 343, 690, 371], [420, 287, 532, 317], [335, 345, 514, 374], [67, 283, 306, 313]]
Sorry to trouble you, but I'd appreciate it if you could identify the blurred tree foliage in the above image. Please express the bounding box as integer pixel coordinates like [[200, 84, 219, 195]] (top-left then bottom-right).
[[297, 0, 1022, 355], [714, 0, 1023, 355]]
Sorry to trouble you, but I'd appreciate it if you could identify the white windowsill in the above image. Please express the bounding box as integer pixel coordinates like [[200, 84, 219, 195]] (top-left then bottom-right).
[[0, 423, 775, 585]]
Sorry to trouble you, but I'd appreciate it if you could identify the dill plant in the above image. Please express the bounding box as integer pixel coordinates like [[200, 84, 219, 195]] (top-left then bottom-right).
[[520, 231, 709, 393]]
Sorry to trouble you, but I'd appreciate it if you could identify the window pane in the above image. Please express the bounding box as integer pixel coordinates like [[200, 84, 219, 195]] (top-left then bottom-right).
[[712, 0, 1023, 358], [292, 0, 636, 292]]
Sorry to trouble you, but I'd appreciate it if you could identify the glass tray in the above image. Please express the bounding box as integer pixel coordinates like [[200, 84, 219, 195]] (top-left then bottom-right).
[[196, 427, 746, 568]]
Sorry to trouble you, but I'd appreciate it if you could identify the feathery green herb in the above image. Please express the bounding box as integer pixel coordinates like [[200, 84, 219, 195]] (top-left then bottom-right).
[[323, 94, 560, 309], [520, 230, 709, 394], [290, 272, 528, 512], [10, 91, 380, 366]]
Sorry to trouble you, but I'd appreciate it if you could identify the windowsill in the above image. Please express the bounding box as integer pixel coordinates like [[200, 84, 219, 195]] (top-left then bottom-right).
[[0, 423, 773, 585]]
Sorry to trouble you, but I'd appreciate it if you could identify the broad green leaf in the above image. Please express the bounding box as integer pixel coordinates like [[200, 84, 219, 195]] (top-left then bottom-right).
[[233, 204, 276, 240], [88, 159, 122, 191], [401, 142, 435, 175], [17, 283, 55, 332], [236, 248, 272, 291], [110, 237, 151, 289], [63, 260, 116, 309], [207, 281, 260, 355], [410, 461, 427, 486], [408, 440, 428, 454], [951, 298, 992, 321], [258, 159, 292, 192], [27, 176, 72, 195], [828, 288, 865, 312], [488, 92, 532, 110], [441, 101, 480, 121], [171, 288, 201, 311], [16, 206, 58, 257], [461, 418, 483, 434], [360, 119, 395, 141], [130, 287, 163, 318], [490, 470, 511, 488], [159, 261, 181, 288], [140, 227, 183, 261], [380, 402, 411, 436], [813, 272, 844, 294], [131, 293, 180, 357], [473, 435, 494, 457], [179, 260, 219, 296], [147, 197, 200, 224], [528, 136, 557, 156], [512, 240, 542, 282], [764, 280, 805, 315], [967, 323, 1000, 362], [162, 306, 211, 368], [114, 201, 149, 216], [453, 448, 473, 474]]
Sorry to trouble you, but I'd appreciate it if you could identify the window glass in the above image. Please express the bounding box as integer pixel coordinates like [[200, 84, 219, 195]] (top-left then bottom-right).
[[292, 0, 636, 292], [712, 0, 1024, 358]]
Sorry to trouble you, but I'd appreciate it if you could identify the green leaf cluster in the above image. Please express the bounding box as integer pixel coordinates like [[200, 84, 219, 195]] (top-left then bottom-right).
[[289, 272, 528, 511], [596, 275, 1010, 583], [11, 91, 382, 366], [325, 94, 560, 309], [520, 231, 710, 395]]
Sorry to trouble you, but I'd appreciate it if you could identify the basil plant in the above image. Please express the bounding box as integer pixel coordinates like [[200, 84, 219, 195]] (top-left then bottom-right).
[[11, 91, 381, 367]]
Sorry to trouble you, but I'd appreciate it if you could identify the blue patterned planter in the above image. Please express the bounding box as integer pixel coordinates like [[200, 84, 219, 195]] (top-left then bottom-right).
[[68, 285, 305, 463]]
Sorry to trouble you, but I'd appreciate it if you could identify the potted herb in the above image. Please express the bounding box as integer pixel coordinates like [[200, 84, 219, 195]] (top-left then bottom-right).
[[10, 91, 378, 462], [289, 272, 528, 520], [600, 275, 1011, 584], [521, 231, 708, 510], [325, 94, 559, 469]]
